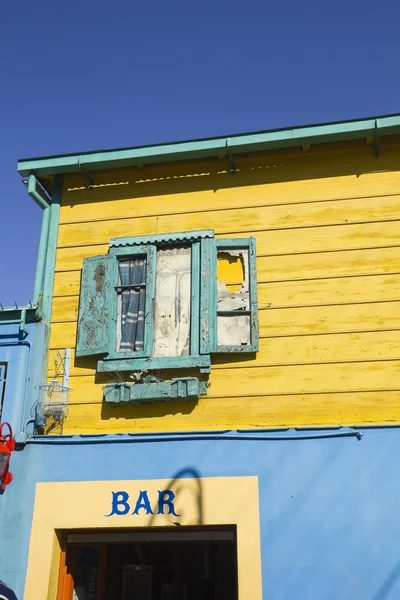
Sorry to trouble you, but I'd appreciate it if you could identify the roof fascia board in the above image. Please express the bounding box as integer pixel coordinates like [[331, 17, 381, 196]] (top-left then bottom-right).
[[17, 115, 400, 177]]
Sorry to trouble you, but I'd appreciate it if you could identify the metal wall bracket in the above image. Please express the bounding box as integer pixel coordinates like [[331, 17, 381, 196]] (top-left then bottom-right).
[[373, 120, 380, 158], [226, 141, 236, 175], [19, 309, 29, 338], [78, 160, 95, 188]]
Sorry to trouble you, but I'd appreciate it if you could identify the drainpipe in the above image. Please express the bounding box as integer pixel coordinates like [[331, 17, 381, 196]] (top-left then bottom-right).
[[41, 175, 62, 323], [27, 175, 50, 308]]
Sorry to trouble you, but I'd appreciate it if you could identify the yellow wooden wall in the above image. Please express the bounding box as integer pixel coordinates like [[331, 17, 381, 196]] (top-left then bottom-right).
[[48, 138, 400, 433]]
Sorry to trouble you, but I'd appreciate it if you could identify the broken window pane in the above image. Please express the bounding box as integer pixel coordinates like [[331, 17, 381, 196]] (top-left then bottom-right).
[[153, 246, 191, 357], [116, 258, 147, 352], [217, 249, 251, 346], [217, 315, 251, 346]]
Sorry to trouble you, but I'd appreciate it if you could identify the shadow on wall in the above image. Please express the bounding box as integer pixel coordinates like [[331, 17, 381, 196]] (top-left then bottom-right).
[[60, 140, 400, 208], [372, 560, 400, 600], [147, 467, 204, 527]]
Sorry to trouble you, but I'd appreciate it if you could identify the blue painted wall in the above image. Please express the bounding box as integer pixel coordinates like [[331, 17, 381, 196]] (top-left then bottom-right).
[[0, 320, 47, 437], [1, 427, 399, 600]]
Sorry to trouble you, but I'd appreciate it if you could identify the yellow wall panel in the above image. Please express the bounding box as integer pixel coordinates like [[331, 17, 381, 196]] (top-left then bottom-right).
[[62, 360, 400, 408], [52, 247, 400, 298], [59, 145, 400, 224], [47, 143, 400, 431], [48, 329, 400, 379], [62, 390, 400, 434], [56, 195, 400, 248], [263, 274, 400, 308], [50, 274, 400, 324], [54, 220, 400, 272], [50, 300, 400, 346]]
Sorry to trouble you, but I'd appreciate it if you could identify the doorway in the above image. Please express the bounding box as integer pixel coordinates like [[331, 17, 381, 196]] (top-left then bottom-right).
[[57, 527, 238, 600]]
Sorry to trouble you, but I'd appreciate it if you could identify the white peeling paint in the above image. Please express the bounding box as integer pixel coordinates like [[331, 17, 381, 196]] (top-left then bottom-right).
[[153, 247, 191, 357], [217, 249, 251, 346]]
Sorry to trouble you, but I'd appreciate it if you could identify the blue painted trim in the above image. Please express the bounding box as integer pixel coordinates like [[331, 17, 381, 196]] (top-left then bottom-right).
[[25, 427, 362, 444]]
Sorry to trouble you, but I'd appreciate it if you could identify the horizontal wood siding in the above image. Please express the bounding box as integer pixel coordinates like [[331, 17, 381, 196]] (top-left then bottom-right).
[[48, 141, 400, 433]]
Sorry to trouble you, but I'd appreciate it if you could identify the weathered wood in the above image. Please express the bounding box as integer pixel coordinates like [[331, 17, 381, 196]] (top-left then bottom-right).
[[48, 329, 400, 378], [49, 300, 400, 349], [62, 390, 400, 434], [58, 360, 400, 410], [47, 142, 400, 432], [75, 254, 116, 357], [57, 195, 400, 248], [50, 278, 400, 323], [54, 221, 400, 272], [52, 246, 400, 297], [59, 145, 400, 224]]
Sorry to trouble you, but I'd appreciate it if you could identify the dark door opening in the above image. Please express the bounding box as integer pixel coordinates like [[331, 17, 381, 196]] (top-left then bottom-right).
[[58, 527, 238, 600]]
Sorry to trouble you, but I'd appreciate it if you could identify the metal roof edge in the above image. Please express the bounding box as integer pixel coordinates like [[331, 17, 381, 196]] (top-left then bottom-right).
[[17, 113, 400, 177]]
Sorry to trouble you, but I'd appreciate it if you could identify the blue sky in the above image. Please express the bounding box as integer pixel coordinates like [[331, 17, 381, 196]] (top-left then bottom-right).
[[1, 0, 400, 306]]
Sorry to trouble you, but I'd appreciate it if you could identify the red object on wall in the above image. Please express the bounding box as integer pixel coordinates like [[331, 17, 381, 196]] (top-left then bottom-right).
[[0, 422, 15, 490]]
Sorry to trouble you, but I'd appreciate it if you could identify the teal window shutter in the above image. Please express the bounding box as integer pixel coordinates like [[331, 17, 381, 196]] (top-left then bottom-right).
[[76, 254, 117, 357], [211, 237, 259, 353], [199, 237, 214, 355]]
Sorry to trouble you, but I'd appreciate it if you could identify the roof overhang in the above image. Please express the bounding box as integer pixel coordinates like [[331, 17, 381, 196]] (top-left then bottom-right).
[[17, 113, 400, 177]]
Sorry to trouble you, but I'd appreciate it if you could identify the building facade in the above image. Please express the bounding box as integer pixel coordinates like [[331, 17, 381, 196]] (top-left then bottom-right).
[[1, 114, 400, 599]]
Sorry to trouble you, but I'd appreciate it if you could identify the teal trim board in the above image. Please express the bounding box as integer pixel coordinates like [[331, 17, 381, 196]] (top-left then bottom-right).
[[17, 113, 400, 176], [41, 175, 62, 323], [104, 377, 207, 405]]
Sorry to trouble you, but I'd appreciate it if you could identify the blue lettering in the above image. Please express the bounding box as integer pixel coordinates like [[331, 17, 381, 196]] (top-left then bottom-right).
[[132, 490, 154, 515], [106, 491, 130, 516], [157, 490, 180, 516]]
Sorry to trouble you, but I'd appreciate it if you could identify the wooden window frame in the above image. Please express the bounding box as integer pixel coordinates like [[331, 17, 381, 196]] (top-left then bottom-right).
[[76, 230, 258, 376]]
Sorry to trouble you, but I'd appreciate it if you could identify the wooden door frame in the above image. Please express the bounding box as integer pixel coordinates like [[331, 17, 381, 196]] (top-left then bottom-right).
[[56, 536, 106, 600]]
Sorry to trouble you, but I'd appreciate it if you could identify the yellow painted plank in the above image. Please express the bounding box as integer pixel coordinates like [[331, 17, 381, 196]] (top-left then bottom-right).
[[59, 147, 400, 224], [62, 390, 400, 434], [52, 247, 400, 297], [56, 195, 400, 248], [48, 330, 400, 378], [60, 361, 400, 409], [54, 221, 400, 272], [264, 273, 400, 308], [50, 274, 400, 323], [49, 300, 400, 353]]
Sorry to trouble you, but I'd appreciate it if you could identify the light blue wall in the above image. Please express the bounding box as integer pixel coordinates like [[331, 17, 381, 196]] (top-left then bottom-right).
[[0, 320, 47, 439], [0, 427, 399, 600]]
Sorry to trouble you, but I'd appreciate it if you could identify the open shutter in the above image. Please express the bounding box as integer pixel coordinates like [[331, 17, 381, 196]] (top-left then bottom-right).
[[211, 237, 258, 353], [199, 237, 214, 355], [76, 254, 117, 357]]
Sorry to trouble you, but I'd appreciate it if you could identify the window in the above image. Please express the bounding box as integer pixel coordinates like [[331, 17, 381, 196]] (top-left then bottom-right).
[[57, 527, 238, 600], [76, 230, 258, 376]]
